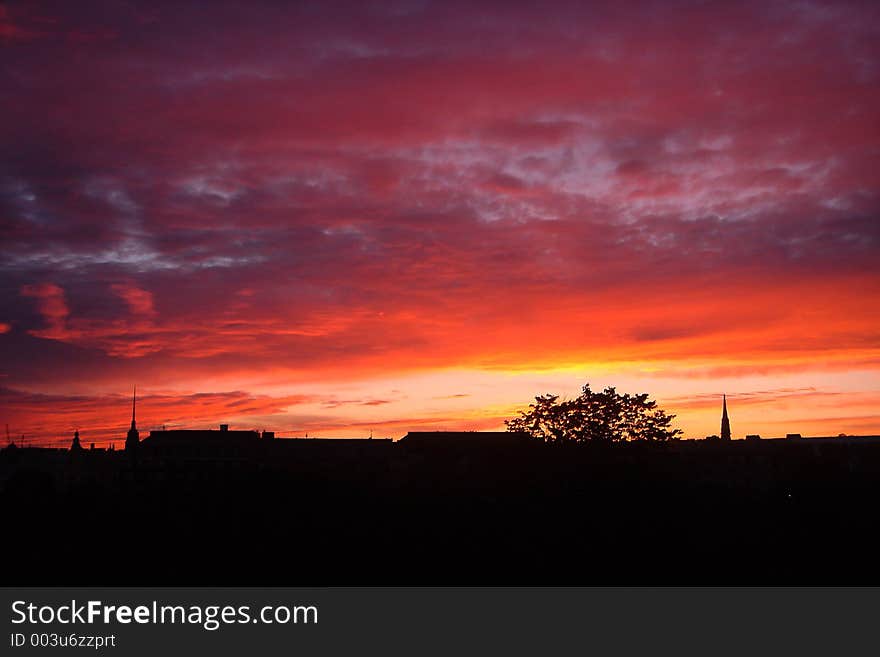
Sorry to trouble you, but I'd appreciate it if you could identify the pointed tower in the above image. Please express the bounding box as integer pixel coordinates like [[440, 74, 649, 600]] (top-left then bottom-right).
[[720, 394, 731, 441], [70, 429, 83, 452], [125, 386, 140, 455]]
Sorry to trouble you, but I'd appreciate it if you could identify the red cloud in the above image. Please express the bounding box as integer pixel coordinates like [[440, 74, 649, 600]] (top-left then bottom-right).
[[20, 283, 73, 341], [1, 1, 879, 437], [111, 283, 156, 316]]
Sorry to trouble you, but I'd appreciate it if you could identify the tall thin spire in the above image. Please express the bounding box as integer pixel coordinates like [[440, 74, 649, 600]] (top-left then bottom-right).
[[720, 394, 731, 441], [126, 385, 140, 455], [131, 385, 137, 430]]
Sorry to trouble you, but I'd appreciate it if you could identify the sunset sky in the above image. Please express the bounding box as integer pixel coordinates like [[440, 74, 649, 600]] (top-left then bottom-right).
[[2, 0, 879, 446]]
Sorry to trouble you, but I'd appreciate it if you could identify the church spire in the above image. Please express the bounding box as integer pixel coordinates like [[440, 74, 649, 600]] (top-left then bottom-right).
[[131, 385, 137, 431], [720, 394, 731, 441], [125, 386, 140, 456]]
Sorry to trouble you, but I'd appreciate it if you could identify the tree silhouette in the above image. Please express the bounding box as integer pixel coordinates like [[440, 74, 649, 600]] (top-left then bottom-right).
[[506, 383, 682, 444]]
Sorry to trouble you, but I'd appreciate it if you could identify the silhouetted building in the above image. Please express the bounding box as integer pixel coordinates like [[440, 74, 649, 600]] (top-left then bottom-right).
[[69, 429, 82, 452], [721, 394, 731, 441], [140, 425, 260, 461], [399, 431, 534, 449], [125, 387, 139, 456]]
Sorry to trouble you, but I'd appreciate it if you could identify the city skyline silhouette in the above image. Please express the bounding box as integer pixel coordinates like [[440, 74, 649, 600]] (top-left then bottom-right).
[[4, 385, 875, 449], [4, 382, 880, 585]]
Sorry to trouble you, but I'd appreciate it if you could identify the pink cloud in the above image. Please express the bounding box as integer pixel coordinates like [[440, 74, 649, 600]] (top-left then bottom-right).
[[1, 0, 878, 437]]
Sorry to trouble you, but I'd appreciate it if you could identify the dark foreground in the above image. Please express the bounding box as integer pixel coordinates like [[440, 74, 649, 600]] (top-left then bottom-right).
[[3, 438, 880, 584]]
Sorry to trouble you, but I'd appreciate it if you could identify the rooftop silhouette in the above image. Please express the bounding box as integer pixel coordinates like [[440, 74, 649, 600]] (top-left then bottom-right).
[[3, 389, 880, 586]]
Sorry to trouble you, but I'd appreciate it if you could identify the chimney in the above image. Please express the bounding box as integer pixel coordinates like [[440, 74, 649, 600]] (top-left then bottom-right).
[[220, 424, 229, 432]]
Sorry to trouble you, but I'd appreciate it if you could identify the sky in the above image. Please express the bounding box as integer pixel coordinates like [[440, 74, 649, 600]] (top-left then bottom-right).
[[1, 0, 879, 446]]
